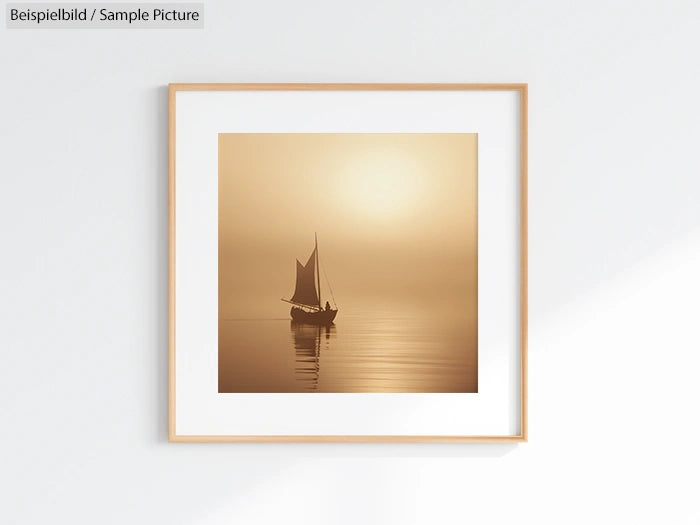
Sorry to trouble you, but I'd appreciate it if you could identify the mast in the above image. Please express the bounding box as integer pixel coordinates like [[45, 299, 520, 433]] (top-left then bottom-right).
[[315, 232, 321, 310]]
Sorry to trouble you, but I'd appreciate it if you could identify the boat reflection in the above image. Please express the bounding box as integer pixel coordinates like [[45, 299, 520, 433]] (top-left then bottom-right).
[[291, 322, 335, 391]]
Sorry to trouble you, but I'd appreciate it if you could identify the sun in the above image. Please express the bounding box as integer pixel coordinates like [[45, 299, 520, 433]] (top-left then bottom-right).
[[339, 151, 421, 219]]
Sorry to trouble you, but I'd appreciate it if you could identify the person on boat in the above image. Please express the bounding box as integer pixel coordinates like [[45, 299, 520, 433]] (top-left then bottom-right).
[[325, 301, 331, 311]]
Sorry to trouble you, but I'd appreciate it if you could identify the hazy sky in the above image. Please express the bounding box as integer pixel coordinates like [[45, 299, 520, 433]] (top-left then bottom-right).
[[219, 133, 477, 318]]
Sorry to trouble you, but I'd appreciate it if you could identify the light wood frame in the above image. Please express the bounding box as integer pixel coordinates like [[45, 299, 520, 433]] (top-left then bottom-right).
[[168, 83, 528, 442]]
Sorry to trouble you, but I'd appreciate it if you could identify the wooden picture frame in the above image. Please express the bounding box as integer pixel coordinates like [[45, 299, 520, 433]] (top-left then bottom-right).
[[169, 83, 527, 442]]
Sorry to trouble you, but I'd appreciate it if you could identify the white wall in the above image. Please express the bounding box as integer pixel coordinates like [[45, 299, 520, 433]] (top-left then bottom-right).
[[1, 1, 699, 523]]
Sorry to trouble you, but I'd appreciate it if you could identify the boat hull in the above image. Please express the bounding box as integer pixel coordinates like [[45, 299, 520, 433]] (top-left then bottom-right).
[[290, 307, 337, 325]]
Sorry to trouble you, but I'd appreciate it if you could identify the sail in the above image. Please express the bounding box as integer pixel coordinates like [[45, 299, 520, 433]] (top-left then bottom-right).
[[291, 248, 320, 308]]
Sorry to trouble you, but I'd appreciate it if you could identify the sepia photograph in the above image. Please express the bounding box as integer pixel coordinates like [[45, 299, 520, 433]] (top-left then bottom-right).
[[218, 133, 478, 393]]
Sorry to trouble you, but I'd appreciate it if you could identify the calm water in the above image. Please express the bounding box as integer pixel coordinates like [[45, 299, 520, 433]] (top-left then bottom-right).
[[219, 306, 477, 393]]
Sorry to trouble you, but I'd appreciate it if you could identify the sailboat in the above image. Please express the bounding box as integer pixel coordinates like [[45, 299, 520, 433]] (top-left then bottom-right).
[[281, 234, 338, 325]]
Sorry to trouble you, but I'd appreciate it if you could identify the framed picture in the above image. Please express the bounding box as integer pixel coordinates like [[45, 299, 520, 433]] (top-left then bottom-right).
[[169, 83, 527, 442]]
